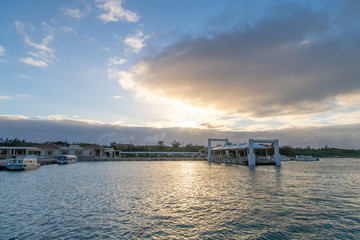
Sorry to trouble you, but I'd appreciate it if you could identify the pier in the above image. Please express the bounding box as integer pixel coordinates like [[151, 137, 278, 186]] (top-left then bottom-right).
[[207, 138, 281, 167]]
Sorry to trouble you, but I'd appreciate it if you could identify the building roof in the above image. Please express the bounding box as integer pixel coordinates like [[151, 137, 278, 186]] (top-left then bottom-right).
[[212, 144, 236, 151], [83, 144, 103, 150], [233, 143, 270, 149], [212, 143, 269, 151], [0, 146, 41, 150]]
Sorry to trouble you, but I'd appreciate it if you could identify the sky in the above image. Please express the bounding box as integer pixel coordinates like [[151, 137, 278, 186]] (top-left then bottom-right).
[[1, 0, 360, 148]]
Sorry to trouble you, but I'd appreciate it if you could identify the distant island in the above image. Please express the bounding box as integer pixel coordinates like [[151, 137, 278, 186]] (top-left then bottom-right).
[[1, 137, 359, 158]]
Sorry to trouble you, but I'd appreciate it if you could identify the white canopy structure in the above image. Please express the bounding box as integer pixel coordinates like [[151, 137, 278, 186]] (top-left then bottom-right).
[[248, 139, 281, 166], [212, 143, 268, 151], [208, 138, 229, 161], [211, 145, 225, 151], [207, 138, 280, 167], [231, 143, 269, 150], [211, 143, 269, 161], [210, 139, 281, 166], [212, 144, 237, 151]]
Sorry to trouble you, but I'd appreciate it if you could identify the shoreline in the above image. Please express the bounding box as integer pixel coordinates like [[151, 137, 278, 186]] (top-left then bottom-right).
[[1, 156, 359, 170], [0, 157, 207, 170]]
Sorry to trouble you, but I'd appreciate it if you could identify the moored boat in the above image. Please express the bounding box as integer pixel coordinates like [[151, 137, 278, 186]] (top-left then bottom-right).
[[295, 155, 319, 161], [281, 155, 291, 161], [57, 155, 78, 164], [5, 155, 40, 170]]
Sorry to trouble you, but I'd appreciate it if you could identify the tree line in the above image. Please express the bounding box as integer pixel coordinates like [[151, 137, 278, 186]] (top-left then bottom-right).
[[110, 140, 204, 152]]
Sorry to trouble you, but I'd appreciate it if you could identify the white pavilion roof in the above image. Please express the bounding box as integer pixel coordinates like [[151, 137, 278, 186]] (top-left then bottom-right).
[[212, 143, 269, 151]]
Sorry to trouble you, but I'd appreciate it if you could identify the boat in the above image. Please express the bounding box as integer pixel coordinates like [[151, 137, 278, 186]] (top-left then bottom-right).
[[57, 155, 78, 164], [295, 155, 319, 161], [5, 155, 41, 170], [281, 155, 291, 161]]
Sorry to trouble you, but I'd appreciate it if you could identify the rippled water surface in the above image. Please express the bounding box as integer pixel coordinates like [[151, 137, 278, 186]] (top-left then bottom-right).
[[1, 158, 360, 239]]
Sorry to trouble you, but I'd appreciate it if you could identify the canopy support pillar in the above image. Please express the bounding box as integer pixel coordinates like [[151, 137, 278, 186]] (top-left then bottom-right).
[[208, 138, 228, 162], [248, 139, 281, 167]]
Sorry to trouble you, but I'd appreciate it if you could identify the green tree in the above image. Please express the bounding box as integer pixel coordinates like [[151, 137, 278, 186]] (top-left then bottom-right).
[[171, 140, 181, 148], [110, 141, 117, 148], [157, 140, 165, 147]]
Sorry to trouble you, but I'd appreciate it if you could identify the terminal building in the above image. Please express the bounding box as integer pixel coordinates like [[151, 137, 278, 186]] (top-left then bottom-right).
[[0, 144, 105, 159]]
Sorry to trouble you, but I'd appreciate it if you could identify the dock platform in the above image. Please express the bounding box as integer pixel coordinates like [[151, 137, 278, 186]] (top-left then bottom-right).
[[208, 157, 276, 166]]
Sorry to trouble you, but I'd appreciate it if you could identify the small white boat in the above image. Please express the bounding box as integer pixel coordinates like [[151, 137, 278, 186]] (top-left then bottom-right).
[[5, 155, 40, 170], [281, 155, 291, 161], [295, 155, 319, 161], [57, 155, 78, 164]]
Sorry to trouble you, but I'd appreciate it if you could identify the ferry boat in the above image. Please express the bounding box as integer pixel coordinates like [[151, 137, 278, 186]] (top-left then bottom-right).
[[57, 155, 78, 164], [5, 155, 41, 170], [295, 155, 319, 161]]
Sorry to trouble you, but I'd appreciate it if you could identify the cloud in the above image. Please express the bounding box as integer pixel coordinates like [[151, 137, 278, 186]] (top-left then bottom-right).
[[0, 115, 28, 120], [18, 57, 48, 68], [114, 3, 360, 119], [96, 0, 139, 23], [0, 115, 360, 148], [112, 95, 123, 99], [0, 96, 12, 100], [0, 95, 34, 100], [198, 123, 224, 129], [32, 114, 102, 124], [16, 94, 33, 99], [108, 56, 126, 65], [83, 35, 97, 44], [142, 132, 166, 145], [95, 132, 134, 145], [18, 75, 32, 79], [123, 30, 149, 54], [15, 21, 56, 68], [60, 26, 75, 33], [0, 45, 5, 56], [62, 3, 91, 19], [62, 7, 84, 19], [0, 45, 7, 63]]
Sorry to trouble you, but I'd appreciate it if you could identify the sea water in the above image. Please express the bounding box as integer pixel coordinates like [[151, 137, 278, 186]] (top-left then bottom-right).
[[0, 158, 359, 239]]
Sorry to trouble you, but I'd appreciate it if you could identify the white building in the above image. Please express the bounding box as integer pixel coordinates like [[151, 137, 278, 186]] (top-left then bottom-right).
[[0, 144, 104, 159], [40, 144, 104, 158], [0, 146, 41, 158]]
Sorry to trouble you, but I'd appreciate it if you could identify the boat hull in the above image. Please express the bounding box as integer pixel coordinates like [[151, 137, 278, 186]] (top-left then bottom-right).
[[57, 161, 67, 164], [5, 164, 25, 170], [5, 164, 40, 170], [24, 164, 41, 170], [57, 155, 78, 165], [57, 160, 77, 164]]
